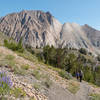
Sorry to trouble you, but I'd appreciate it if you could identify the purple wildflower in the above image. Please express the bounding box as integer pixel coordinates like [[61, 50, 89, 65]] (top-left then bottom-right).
[[0, 71, 13, 88]]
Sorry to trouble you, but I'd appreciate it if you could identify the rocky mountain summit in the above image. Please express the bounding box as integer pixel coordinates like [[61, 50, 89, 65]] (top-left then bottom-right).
[[0, 10, 100, 54], [0, 10, 62, 48]]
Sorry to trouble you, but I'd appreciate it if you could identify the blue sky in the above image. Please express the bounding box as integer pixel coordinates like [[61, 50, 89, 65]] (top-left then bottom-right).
[[0, 0, 100, 30]]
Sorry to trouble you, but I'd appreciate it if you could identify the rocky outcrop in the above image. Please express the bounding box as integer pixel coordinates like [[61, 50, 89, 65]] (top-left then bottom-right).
[[0, 10, 100, 54], [60, 23, 91, 49], [82, 24, 100, 48], [0, 10, 62, 48], [60, 23, 99, 55]]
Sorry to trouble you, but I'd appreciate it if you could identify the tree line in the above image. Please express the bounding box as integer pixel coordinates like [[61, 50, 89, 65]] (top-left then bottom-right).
[[37, 45, 100, 86]]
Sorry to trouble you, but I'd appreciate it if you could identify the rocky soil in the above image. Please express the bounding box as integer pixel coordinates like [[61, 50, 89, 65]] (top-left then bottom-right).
[[0, 46, 99, 100]]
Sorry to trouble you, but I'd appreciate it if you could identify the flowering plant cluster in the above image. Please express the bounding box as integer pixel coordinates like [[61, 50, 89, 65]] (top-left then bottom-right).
[[0, 71, 12, 96]]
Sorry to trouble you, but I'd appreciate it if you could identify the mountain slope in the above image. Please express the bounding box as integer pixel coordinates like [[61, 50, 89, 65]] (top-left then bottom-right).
[[0, 10, 100, 55], [0, 46, 100, 100], [0, 10, 62, 48], [83, 24, 100, 48], [60, 23, 92, 49]]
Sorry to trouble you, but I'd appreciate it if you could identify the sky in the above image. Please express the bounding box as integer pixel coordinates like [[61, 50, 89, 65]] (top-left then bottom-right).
[[0, 0, 100, 30]]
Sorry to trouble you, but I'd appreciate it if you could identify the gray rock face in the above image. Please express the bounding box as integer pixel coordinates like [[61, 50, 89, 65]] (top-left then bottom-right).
[[60, 23, 99, 55], [0, 10, 100, 55], [0, 10, 62, 48], [82, 24, 100, 48], [60, 23, 90, 49]]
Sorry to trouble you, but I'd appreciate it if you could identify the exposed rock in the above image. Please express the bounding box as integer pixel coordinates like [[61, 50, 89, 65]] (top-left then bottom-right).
[[0, 10, 62, 48], [0, 10, 100, 55]]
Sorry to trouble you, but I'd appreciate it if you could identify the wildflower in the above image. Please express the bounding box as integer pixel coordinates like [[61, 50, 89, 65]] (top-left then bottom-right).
[[0, 71, 13, 95]]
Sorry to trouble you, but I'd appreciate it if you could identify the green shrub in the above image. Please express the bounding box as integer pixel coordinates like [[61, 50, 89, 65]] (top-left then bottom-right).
[[32, 70, 41, 80], [83, 66, 95, 83], [17, 50, 37, 63], [36, 53, 44, 62], [89, 93, 100, 100], [58, 70, 70, 79], [79, 48, 87, 55], [97, 55, 100, 61], [4, 39, 17, 51], [44, 78, 52, 88], [25, 45, 34, 54], [67, 81, 80, 94], [10, 88, 26, 98], [13, 67, 26, 75], [4, 39, 8, 47], [4, 39, 24, 53], [17, 48, 24, 53]]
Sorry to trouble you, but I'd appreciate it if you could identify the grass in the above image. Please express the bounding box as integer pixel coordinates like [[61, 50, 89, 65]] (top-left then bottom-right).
[[0, 54, 17, 68], [29, 97, 37, 100], [0, 54, 29, 75], [13, 67, 26, 75], [0, 58, 16, 68], [0, 96, 8, 100], [88, 82, 99, 88], [5, 55, 15, 60], [0, 57, 24, 75], [33, 83, 41, 91], [67, 80, 80, 94], [37, 67, 41, 71], [17, 50, 38, 63], [0, 32, 9, 46], [44, 78, 52, 88], [89, 93, 100, 100], [46, 64, 72, 80], [10, 88, 26, 98], [47, 65, 60, 72], [32, 70, 41, 80], [43, 75, 52, 88], [21, 64, 30, 70], [7, 60, 16, 67], [58, 70, 70, 79], [0, 53, 3, 57]]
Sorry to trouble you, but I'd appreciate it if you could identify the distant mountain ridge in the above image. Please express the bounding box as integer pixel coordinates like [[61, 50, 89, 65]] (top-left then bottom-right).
[[0, 10, 100, 55]]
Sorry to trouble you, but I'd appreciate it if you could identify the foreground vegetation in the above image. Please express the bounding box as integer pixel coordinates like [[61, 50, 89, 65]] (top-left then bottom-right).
[[89, 93, 100, 100], [4, 39, 24, 53], [0, 36, 100, 99], [0, 71, 26, 99], [36, 45, 100, 86], [3, 37, 100, 86], [67, 80, 80, 94]]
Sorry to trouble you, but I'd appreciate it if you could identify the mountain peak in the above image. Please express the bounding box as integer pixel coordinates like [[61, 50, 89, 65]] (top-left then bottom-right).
[[0, 10, 100, 55]]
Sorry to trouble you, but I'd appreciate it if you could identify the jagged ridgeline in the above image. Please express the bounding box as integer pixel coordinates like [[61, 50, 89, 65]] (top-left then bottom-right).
[[0, 10, 100, 55]]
